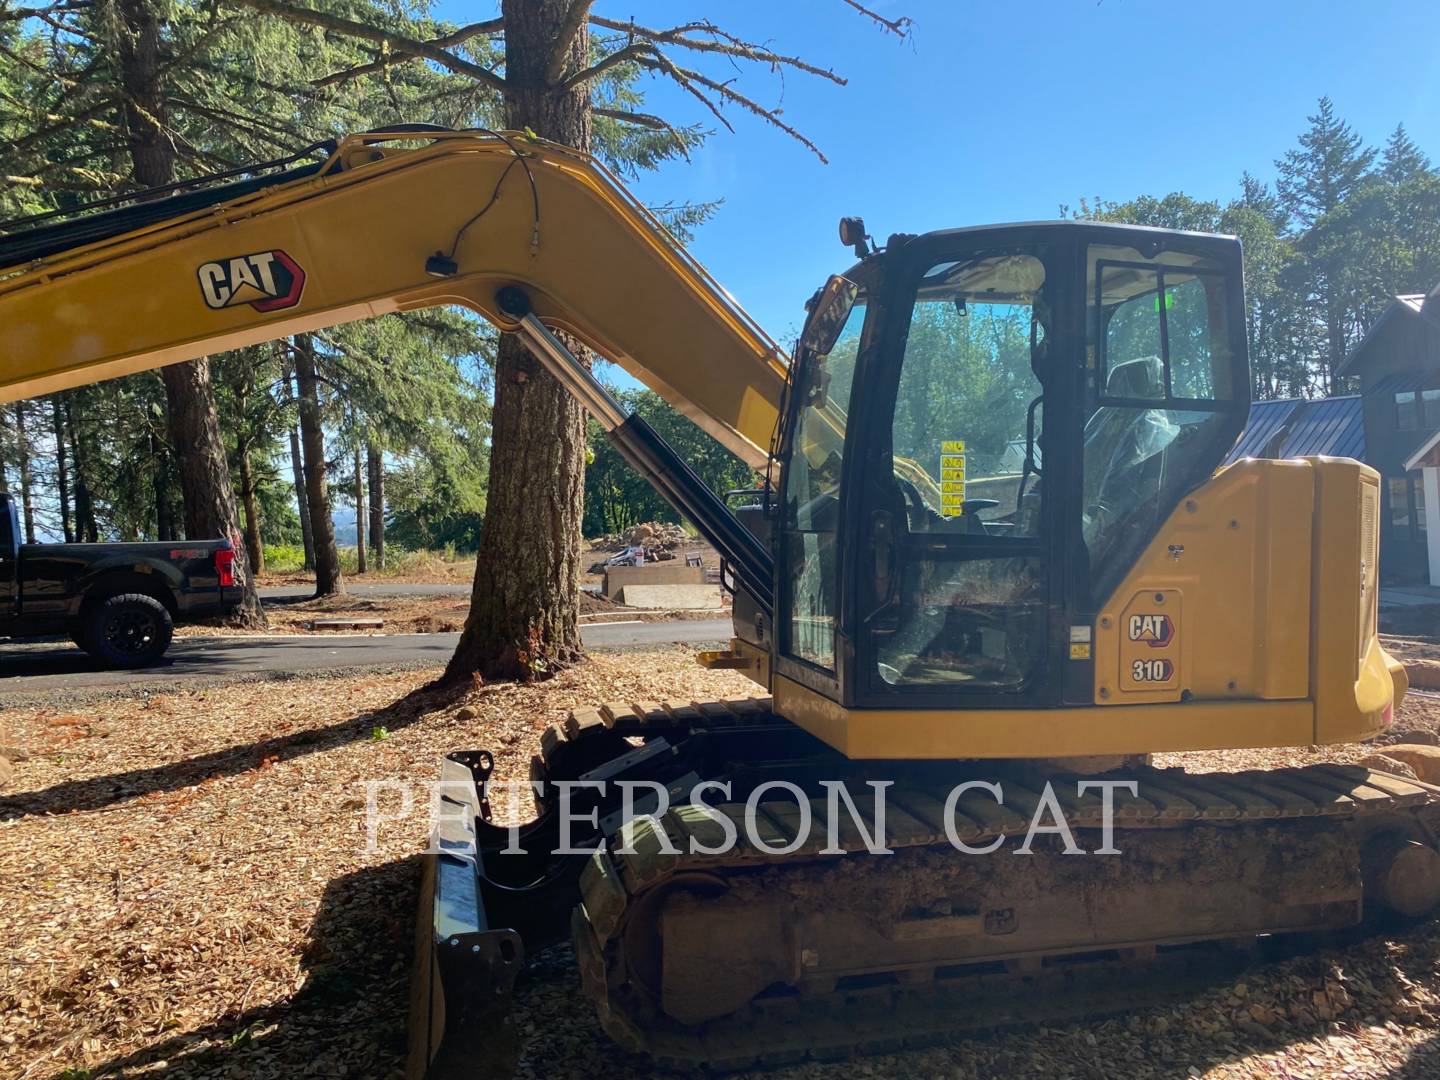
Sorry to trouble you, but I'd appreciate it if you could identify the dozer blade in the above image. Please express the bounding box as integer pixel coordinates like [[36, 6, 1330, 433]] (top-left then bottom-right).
[[408, 753, 525, 1080]]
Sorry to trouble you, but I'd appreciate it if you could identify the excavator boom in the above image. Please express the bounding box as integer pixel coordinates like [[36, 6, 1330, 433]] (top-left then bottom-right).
[[0, 130, 786, 469]]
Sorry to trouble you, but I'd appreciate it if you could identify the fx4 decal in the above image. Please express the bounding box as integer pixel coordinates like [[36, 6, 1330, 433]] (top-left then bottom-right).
[[197, 251, 306, 312]]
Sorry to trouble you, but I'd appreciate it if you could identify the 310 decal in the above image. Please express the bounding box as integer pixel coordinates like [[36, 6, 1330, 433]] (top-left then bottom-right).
[[1131, 657, 1175, 682], [197, 251, 306, 312]]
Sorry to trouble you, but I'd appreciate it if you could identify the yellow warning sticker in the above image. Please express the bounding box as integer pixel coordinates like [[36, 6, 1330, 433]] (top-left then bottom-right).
[[1069, 642, 1092, 660], [938, 444, 967, 517]]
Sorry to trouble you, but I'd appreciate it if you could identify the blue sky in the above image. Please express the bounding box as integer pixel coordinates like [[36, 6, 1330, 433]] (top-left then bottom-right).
[[447, 0, 1440, 361]]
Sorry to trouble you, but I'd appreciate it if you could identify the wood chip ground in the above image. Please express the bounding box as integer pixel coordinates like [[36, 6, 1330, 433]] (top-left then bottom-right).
[[3, 648, 1440, 1079]]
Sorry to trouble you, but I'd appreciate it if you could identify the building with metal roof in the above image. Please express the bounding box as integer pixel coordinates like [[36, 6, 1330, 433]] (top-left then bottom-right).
[[1226, 395, 1365, 464]]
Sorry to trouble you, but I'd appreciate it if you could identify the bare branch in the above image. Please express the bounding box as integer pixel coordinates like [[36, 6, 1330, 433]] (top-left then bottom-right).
[[559, 40, 653, 91], [543, 0, 593, 84], [222, 0, 508, 93], [838, 0, 913, 38], [630, 49, 733, 136], [311, 17, 505, 89], [587, 15, 844, 85], [635, 53, 829, 164]]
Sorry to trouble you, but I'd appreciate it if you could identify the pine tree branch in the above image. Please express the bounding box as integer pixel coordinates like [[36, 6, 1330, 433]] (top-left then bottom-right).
[[0, 2, 91, 22], [2, 97, 119, 159], [311, 17, 505, 89], [221, 0, 508, 93], [544, 0, 593, 83], [169, 97, 309, 150], [593, 106, 692, 160]]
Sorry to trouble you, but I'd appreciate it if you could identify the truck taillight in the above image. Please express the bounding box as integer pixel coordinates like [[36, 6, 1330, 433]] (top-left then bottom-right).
[[215, 547, 235, 587]]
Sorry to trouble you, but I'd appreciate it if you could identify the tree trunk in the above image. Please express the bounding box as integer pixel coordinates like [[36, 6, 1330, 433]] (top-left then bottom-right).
[[51, 399, 73, 543], [294, 336, 344, 596], [288, 403, 315, 570], [367, 442, 385, 571], [446, 0, 592, 682], [163, 359, 265, 625], [149, 429, 176, 541], [14, 404, 35, 544], [116, 0, 262, 623], [238, 445, 265, 577], [65, 400, 98, 542], [353, 442, 367, 574]]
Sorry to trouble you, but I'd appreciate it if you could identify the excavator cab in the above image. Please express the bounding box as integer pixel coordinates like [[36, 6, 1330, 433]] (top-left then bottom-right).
[[768, 223, 1250, 750]]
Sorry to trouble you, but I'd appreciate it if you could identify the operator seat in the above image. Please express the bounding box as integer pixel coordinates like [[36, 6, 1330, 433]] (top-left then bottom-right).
[[1082, 356, 1180, 551]]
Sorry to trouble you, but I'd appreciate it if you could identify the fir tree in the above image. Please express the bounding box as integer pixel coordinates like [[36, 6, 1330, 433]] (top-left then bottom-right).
[[1275, 97, 1376, 229]]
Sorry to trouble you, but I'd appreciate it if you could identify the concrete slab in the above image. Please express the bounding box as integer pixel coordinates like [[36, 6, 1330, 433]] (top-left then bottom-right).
[[617, 583, 719, 610], [602, 562, 706, 599]]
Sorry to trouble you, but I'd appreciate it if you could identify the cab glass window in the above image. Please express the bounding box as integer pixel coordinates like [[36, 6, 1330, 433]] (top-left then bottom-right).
[[1084, 247, 1241, 606], [781, 292, 865, 671]]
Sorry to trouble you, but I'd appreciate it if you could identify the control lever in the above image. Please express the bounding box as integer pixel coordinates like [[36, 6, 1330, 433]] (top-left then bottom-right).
[[866, 509, 899, 626]]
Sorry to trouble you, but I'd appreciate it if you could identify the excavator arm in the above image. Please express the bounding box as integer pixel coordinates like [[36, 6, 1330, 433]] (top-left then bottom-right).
[[0, 130, 788, 470]]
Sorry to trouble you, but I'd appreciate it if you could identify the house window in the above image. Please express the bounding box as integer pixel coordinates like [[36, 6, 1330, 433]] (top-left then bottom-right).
[[1416, 475, 1428, 537], [1397, 391, 1419, 430], [1390, 477, 1412, 531], [1424, 388, 1440, 428]]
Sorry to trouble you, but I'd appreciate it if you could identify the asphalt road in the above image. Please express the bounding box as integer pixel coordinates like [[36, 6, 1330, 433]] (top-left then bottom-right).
[[0, 619, 732, 696]]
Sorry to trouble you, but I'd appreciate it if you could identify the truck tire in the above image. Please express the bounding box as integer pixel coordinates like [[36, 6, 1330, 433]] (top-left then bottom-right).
[[81, 593, 174, 668]]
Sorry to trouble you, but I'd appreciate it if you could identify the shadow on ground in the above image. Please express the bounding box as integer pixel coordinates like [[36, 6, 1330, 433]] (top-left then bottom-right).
[[0, 679, 469, 821], [63, 859, 421, 1079]]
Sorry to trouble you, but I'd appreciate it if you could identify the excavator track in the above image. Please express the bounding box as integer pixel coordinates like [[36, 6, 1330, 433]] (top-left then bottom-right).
[[521, 698, 1440, 1070]]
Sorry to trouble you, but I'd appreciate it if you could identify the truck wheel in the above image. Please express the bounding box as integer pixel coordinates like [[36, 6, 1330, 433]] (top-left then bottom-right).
[[82, 593, 174, 668]]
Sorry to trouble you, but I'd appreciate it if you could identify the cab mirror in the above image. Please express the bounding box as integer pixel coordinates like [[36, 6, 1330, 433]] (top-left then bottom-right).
[[800, 274, 859, 359]]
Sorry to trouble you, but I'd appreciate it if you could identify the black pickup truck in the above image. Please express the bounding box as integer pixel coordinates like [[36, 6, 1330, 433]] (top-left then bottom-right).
[[0, 492, 240, 667]]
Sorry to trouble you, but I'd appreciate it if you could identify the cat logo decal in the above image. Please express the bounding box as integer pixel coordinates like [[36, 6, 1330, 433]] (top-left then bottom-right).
[[197, 250, 306, 312], [1127, 613, 1174, 648]]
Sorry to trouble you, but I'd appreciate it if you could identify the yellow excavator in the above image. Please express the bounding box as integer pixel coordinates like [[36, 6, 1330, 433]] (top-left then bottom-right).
[[3, 128, 1438, 1075]]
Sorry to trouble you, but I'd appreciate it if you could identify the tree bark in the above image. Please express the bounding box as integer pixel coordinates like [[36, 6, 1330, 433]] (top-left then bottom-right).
[[14, 404, 35, 544], [238, 445, 265, 576], [149, 429, 176, 541], [115, 0, 262, 622], [367, 442, 385, 570], [446, 0, 592, 682], [290, 420, 315, 570], [353, 442, 367, 574], [51, 399, 73, 543], [65, 400, 98, 542], [162, 359, 265, 623], [294, 335, 344, 596]]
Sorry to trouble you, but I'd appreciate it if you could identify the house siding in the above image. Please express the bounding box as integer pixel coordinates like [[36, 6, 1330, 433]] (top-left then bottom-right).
[[1352, 304, 1440, 583]]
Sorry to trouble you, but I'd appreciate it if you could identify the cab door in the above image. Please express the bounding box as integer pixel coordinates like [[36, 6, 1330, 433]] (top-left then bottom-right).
[[774, 276, 869, 698], [852, 235, 1072, 708]]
